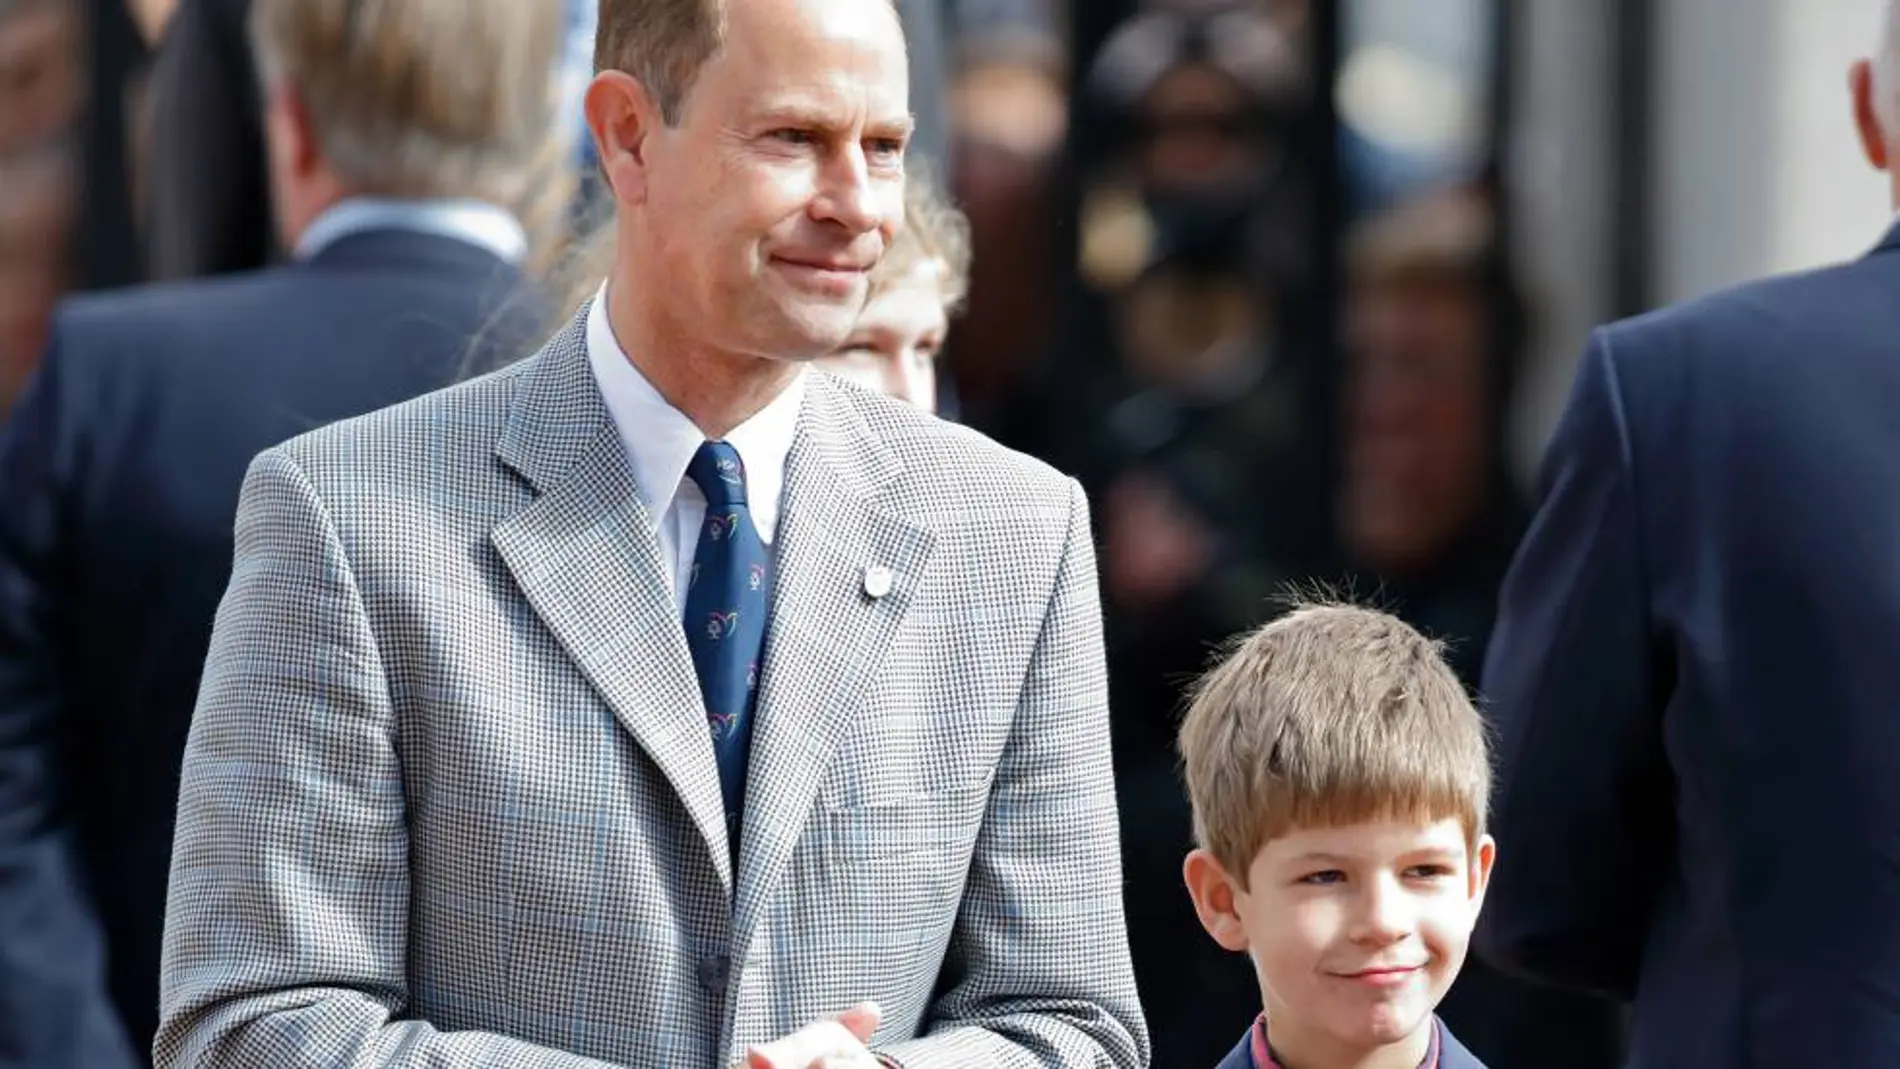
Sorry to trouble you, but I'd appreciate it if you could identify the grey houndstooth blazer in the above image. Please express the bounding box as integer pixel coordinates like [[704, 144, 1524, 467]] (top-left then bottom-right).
[[155, 308, 1150, 1068]]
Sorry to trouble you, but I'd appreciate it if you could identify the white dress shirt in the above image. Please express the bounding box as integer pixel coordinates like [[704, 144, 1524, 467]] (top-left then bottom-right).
[[585, 283, 807, 613], [294, 197, 529, 263]]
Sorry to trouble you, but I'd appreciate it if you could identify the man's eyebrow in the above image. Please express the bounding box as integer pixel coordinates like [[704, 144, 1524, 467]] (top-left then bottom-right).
[[752, 103, 915, 139]]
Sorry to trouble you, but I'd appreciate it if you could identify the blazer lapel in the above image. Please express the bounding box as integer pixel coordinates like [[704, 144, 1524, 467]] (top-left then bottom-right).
[[730, 376, 936, 948], [489, 310, 734, 890]]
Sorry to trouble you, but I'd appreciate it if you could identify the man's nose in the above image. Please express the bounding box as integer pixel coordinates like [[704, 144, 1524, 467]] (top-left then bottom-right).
[[812, 146, 883, 234]]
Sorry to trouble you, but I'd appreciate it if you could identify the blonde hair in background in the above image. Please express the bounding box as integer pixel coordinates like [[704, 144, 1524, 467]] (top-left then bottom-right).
[[1176, 600, 1492, 889], [247, 0, 565, 212], [871, 167, 973, 311]]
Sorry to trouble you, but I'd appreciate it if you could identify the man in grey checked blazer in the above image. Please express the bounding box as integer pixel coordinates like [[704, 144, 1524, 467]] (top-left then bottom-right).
[[155, 0, 1148, 1066]]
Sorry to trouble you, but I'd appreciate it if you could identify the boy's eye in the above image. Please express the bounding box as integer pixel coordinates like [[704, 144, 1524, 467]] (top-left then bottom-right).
[[1298, 870, 1346, 886], [1404, 864, 1455, 880]]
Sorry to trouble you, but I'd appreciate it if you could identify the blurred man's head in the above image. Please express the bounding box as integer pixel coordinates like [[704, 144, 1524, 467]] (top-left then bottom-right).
[[583, 0, 911, 369], [249, 0, 563, 251], [1085, 7, 1303, 200], [820, 175, 970, 412], [1339, 193, 1505, 577], [0, 0, 81, 157], [1852, 0, 1900, 209]]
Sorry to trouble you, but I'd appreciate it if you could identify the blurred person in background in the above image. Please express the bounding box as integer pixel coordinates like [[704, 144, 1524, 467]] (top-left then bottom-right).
[[0, 0, 562, 1062], [818, 174, 973, 412], [1335, 191, 1527, 683], [141, 0, 595, 281], [1334, 190, 1626, 1069], [1001, 2, 1316, 466], [1027, 3, 1324, 756]]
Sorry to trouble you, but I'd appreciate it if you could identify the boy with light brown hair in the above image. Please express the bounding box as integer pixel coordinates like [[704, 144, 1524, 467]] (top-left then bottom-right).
[[1179, 603, 1496, 1069], [817, 173, 971, 413]]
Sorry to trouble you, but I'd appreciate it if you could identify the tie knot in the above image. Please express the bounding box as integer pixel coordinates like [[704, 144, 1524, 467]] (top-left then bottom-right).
[[688, 441, 749, 508]]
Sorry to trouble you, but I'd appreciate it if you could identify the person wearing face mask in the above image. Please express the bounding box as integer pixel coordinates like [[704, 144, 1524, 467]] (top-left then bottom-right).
[[818, 175, 971, 412]]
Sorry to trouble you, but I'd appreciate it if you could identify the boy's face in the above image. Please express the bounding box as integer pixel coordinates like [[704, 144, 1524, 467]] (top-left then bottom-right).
[[817, 261, 947, 412], [1185, 817, 1495, 1065]]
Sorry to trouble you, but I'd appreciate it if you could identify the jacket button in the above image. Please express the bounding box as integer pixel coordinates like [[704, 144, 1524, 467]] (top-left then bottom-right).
[[698, 953, 731, 993]]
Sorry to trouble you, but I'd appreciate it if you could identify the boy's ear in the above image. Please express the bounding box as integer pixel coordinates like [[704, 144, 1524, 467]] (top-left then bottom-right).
[[1468, 833, 1497, 911], [1184, 848, 1252, 953]]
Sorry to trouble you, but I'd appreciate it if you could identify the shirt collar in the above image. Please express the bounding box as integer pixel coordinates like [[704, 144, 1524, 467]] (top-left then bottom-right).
[[294, 196, 528, 264], [1251, 1014, 1441, 1069], [585, 283, 806, 543]]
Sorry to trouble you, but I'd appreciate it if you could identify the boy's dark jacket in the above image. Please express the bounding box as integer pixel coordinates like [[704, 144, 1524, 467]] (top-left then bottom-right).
[[1215, 1016, 1487, 1069]]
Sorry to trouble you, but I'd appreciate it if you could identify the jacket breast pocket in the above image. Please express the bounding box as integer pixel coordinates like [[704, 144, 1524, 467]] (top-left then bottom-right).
[[804, 785, 990, 939], [816, 781, 992, 863]]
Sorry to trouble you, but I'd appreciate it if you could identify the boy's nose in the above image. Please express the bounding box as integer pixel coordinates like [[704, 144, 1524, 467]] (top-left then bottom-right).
[[1349, 875, 1416, 945]]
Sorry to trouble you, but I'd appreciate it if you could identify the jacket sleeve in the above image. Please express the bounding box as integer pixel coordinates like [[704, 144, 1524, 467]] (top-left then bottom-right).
[[154, 448, 626, 1068], [1475, 328, 1673, 1000]]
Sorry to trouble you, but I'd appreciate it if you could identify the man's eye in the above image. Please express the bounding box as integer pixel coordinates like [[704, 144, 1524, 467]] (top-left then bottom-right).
[[773, 129, 816, 145], [867, 137, 906, 158]]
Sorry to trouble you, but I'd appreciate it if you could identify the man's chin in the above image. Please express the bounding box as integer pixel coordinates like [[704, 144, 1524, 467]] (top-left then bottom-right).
[[768, 307, 858, 360]]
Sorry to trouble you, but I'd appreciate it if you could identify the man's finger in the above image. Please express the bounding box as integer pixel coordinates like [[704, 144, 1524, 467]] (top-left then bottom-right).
[[745, 1019, 868, 1068], [833, 1001, 881, 1043]]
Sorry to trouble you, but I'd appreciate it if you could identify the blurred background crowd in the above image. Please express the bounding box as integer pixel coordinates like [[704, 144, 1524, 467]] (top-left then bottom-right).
[[2, 0, 1893, 1066]]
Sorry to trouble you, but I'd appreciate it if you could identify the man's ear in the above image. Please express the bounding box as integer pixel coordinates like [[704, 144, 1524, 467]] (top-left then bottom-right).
[[264, 82, 321, 180], [585, 70, 662, 205], [1851, 59, 1891, 172], [1183, 848, 1252, 954]]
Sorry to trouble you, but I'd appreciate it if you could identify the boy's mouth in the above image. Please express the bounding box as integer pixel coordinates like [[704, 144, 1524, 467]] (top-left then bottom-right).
[[1334, 964, 1425, 986]]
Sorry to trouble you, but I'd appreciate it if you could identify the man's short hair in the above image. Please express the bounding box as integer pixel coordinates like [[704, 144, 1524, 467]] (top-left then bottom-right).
[[870, 172, 973, 311], [249, 0, 563, 204], [594, 0, 723, 125], [1177, 602, 1491, 889], [594, 0, 899, 126]]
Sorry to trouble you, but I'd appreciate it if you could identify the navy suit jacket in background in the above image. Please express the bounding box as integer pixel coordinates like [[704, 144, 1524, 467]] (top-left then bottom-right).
[[0, 229, 543, 1067], [1479, 222, 1900, 1066]]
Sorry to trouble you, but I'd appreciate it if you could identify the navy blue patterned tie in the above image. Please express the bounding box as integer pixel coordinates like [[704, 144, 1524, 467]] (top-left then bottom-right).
[[682, 441, 769, 840]]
